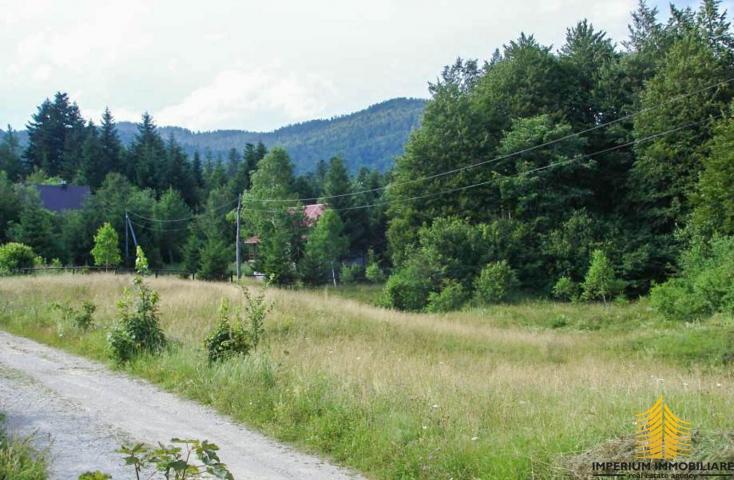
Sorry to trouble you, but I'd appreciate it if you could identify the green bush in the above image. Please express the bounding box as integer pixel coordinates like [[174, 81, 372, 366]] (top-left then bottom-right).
[[339, 264, 363, 285], [651, 236, 734, 321], [383, 261, 433, 311], [198, 238, 231, 280], [552, 276, 579, 301], [0, 242, 36, 274], [426, 280, 469, 313], [364, 249, 385, 283], [78, 472, 111, 480], [473, 260, 518, 304], [54, 301, 96, 331], [205, 299, 251, 363], [134, 246, 149, 275], [107, 276, 166, 363], [205, 287, 270, 363], [365, 262, 385, 283], [117, 438, 233, 480], [581, 249, 621, 303]]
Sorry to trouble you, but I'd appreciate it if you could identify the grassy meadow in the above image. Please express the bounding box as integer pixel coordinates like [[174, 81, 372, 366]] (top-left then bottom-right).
[[0, 273, 733, 479]]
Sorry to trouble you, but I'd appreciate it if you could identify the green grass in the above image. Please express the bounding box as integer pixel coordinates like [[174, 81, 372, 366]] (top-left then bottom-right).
[[310, 282, 385, 305], [1, 274, 733, 479], [0, 414, 47, 480]]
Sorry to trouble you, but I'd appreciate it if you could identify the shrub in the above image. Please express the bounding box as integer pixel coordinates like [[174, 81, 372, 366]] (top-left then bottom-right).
[[91, 223, 121, 268], [107, 276, 166, 363], [205, 299, 251, 363], [383, 261, 433, 311], [339, 264, 362, 285], [134, 246, 149, 275], [118, 439, 233, 480], [0, 242, 36, 274], [426, 280, 469, 313], [365, 249, 385, 283], [78, 472, 111, 480], [473, 260, 518, 304], [552, 276, 579, 301], [651, 236, 734, 321], [205, 287, 270, 363], [54, 301, 96, 331], [365, 262, 385, 283], [581, 249, 620, 303], [197, 238, 230, 280]]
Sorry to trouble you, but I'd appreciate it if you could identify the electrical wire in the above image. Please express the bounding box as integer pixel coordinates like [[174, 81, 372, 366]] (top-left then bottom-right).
[[127, 76, 731, 221], [251, 76, 734, 204], [129, 115, 715, 227]]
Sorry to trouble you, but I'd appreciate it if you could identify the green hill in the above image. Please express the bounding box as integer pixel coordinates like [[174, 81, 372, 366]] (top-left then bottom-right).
[[118, 97, 426, 172], [3, 97, 426, 173]]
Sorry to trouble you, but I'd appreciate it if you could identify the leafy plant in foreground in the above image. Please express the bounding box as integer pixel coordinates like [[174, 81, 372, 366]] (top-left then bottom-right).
[[78, 472, 111, 480], [205, 286, 271, 363], [118, 439, 233, 480], [53, 300, 96, 331], [108, 276, 166, 363]]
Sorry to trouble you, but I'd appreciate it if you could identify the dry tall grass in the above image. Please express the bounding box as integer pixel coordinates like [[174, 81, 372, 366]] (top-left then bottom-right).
[[1, 273, 732, 479]]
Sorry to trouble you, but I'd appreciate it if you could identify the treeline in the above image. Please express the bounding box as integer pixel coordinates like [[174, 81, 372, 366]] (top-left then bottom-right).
[[0, 93, 388, 278], [383, 0, 734, 314], [2, 0, 734, 319]]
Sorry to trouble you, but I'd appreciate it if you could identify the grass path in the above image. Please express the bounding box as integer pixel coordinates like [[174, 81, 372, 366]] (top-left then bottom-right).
[[1, 274, 733, 479]]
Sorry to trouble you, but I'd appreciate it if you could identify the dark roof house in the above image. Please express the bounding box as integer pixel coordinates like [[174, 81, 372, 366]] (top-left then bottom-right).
[[35, 184, 91, 212]]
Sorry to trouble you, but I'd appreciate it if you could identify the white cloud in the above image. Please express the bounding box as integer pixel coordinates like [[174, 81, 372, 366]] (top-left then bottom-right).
[[2, 0, 733, 131], [80, 106, 141, 125], [155, 68, 335, 131]]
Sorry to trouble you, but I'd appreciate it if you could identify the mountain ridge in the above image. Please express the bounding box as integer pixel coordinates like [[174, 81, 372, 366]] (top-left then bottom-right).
[[3, 97, 427, 173]]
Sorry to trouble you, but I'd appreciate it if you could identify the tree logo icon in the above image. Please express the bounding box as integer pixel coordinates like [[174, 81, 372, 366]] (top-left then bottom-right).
[[635, 395, 692, 460]]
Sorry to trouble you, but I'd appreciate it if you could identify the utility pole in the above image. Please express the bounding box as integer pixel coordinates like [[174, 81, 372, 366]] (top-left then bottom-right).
[[235, 195, 242, 280], [124, 210, 129, 268]]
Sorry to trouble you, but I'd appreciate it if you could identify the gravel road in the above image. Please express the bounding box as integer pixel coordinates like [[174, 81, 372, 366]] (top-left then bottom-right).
[[0, 331, 362, 480]]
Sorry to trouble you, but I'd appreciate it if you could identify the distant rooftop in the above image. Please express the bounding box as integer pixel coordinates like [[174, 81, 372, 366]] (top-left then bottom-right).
[[34, 184, 91, 212]]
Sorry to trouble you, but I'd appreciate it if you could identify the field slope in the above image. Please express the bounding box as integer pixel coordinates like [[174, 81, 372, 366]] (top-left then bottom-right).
[[0, 274, 733, 479]]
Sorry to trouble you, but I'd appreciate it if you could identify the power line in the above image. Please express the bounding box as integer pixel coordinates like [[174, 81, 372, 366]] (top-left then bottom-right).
[[124, 116, 712, 246], [127, 197, 239, 223], [126, 76, 731, 222], [314, 116, 715, 213], [134, 116, 715, 223], [253, 76, 734, 204]]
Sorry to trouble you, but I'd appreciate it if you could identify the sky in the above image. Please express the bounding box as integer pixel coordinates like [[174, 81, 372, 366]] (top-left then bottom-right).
[[1, 0, 731, 132]]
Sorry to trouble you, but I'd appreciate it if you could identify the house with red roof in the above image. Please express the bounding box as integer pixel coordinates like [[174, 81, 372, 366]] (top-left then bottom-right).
[[244, 203, 327, 261]]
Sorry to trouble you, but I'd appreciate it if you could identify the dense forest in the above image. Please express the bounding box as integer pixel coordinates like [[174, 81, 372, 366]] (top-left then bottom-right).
[[1, 97, 426, 173], [382, 0, 734, 315], [2, 0, 734, 320]]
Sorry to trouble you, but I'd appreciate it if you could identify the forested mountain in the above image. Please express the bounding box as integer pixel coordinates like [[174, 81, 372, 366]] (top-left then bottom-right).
[[2, 98, 426, 173]]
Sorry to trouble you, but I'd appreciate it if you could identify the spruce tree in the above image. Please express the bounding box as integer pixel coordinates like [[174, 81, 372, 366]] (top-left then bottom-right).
[[25, 92, 86, 178], [0, 126, 24, 181], [128, 113, 166, 190], [79, 121, 105, 189], [99, 108, 123, 175]]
